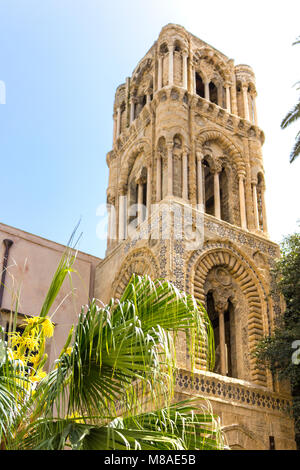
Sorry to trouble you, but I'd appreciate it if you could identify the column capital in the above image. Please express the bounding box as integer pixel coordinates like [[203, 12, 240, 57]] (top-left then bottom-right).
[[212, 162, 222, 174], [238, 169, 246, 179], [118, 185, 127, 197], [166, 141, 173, 152], [183, 145, 190, 156], [196, 150, 203, 162]]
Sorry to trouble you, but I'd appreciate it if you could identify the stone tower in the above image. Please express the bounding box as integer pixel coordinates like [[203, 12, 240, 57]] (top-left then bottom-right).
[[95, 24, 296, 449]]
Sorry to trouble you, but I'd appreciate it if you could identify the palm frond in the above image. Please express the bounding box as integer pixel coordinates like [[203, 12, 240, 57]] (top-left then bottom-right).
[[290, 131, 300, 163], [281, 100, 300, 130]]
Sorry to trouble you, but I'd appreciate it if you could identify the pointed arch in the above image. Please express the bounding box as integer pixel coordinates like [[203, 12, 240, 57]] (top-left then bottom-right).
[[196, 128, 245, 173], [118, 138, 151, 191], [112, 248, 160, 299]]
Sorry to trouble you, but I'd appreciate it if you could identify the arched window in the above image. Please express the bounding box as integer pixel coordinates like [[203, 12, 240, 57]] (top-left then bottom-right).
[[203, 160, 214, 216], [160, 43, 169, 54], [196, 72, 205, 98], [174, 41, 181, 52], [220, 166, 230, 223], [209, 81, 218, 105]]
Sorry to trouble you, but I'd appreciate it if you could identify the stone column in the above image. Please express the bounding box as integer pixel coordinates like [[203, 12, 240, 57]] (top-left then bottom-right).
[[107, 203, 112, 245], [182, 52, 188, 89], [156, 154, 162, 202], [242, 84, 250, 121], [252, 181, 259, 230], [213, 169, 221, 219], [158, 55, 163, 90], [147, 166, 152, 217], [116, 107, 121, 138], [118, 191, 127, 240], [218, 309, 227, 376], [225, 83, 231, 113], [107, 201, 116, 246], [252, 93, 258, 126], [238, 172, 247, 230], [167, 142, 173, 196], [113, 113, 117, 144], [182, 151, 188, 200], [204, 81, 210, 101], [193, 68, 196, 94], [261, 184, 268, 234], [137, 181, 144, 225], [196, 151, 204, 210], [213, 292, 229, 377], [168, 45, 174, 86], [130, 98, 135, 125]]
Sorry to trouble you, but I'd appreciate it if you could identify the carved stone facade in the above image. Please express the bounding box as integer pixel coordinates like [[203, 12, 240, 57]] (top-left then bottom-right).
[[95, 24, 296, 449]]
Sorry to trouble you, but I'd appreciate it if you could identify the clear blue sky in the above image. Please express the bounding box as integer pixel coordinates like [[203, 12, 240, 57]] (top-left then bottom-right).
[[0, 0, 299, 258]]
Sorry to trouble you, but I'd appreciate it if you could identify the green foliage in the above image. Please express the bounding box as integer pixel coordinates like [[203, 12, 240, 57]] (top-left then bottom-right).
[[281, 36, 300, 163], [255, 231, 300, 443], [0, 246, 225, 450]]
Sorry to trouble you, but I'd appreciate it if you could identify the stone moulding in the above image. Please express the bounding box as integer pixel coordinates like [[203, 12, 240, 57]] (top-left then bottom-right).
[[175, 369, 291, 415]]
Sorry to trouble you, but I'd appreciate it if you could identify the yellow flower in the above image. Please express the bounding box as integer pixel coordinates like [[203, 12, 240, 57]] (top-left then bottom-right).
[[23, 316, 41, 327], [10, 331, 22, 348], [67, 412, 85, 424], [42, 318, 54, 338], [22, 334, 40, 351], [66, 347, 72, 356], [13, 348, 27, 364], [30, 370, 47, 383], [30, 354, 41, 367]]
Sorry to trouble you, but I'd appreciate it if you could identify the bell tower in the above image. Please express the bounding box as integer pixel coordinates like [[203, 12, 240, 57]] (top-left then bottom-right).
[[95, 24, 296, 450]]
